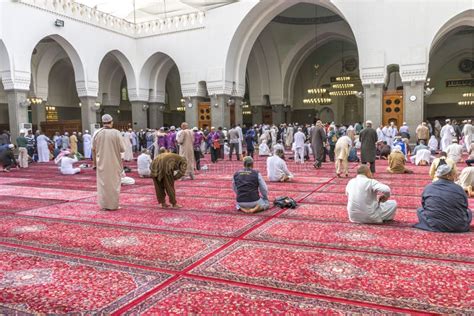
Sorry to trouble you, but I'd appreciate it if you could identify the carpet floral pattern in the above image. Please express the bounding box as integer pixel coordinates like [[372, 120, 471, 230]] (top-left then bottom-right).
[[0, 155, 473, 314]]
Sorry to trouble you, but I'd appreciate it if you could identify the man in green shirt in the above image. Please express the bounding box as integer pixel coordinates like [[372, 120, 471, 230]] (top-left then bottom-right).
[[16, 131, 28, 168]]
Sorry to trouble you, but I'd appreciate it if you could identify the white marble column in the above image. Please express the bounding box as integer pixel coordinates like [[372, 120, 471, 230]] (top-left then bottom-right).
[[363, 84, 384, 127], [31, 101, 46, 130], [210, 94, 230, 128], [185, 97, 200, 128], [252, 106, 263, 125], [131, 101, 148, 130], [149, 102, 164, 129], [79, 96, 99, 133], [403, 80, 425, 135], [7, 90, 29, 144], [272, 105, 285, 125], [233, 97, 243, 126]]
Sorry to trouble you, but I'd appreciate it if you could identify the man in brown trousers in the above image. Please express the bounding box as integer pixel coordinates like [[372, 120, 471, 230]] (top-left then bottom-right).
[[151, 151, 187, 208]]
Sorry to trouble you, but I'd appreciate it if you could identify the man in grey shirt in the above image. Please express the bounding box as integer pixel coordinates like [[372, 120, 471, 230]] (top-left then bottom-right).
[[228, 125, 241, 161]]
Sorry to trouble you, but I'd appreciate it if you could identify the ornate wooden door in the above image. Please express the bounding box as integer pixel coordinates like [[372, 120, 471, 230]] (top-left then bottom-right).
[[383, 92, 403, 126], [198, 102, 211, 129]]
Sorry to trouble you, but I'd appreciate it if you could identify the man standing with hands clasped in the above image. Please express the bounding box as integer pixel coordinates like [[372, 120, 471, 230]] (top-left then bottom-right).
[[92, 114, 125, 211]]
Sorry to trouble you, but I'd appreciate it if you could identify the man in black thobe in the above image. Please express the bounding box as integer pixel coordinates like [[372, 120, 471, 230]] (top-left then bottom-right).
[[359, 120, 378, 173], [310, 120, 326, 168]]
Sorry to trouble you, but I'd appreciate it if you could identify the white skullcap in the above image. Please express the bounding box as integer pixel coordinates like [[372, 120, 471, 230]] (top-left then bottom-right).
[[403, 122, 407, 125], [170, 126, 176, 130], [445, 119, 451, 123], [85, 130, 89, 133], [8, 144, 14, 149], [192, 127, 198, 131], [452, 139, 458, 143], [393, 145, 402, 152], [435, 164, 452, 177], [366, 120, 373, 125], [101, 114, 113, 123]]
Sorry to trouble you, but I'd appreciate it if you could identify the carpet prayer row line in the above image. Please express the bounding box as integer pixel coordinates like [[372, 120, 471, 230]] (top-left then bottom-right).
[[0, 156, 473, 314]]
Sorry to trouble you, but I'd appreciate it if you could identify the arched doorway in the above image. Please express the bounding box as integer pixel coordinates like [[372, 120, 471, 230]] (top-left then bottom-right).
[[235, 2, 360, 125]]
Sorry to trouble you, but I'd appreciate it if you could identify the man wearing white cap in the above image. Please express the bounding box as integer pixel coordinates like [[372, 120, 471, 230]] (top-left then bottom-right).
[[92, 114, 125, 210], [0, 144, 18, 172], [415, 164, 472, 232], [82, 130, 92, 159], [462, 119, 473, 152], [440, 119, 455, 151]]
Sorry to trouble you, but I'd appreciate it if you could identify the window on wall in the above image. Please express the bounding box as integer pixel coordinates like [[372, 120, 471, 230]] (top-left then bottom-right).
[[121, 87, 128, 101]]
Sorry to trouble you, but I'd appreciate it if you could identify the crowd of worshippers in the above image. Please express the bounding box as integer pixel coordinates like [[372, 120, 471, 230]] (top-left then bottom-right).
[[1, 115, 473, 232]]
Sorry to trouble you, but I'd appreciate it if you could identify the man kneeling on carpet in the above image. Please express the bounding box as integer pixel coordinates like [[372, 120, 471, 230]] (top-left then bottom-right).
[[345, 165, 397, 224], [151, 150, 187, 208], [233, 156, 270, 213], [415, 164, 472, 232]]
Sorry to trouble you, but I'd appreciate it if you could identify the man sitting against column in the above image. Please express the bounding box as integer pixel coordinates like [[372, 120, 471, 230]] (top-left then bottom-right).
[[415, 164, 471, 232], [150, 150, 187, 208], [345, 165, 397, 224], [267, 148, 293, 182], [387, 146, 413, 174], [429, 151, 457, 182], [233, 156, 270, 213], [446, 139, 463, 163]]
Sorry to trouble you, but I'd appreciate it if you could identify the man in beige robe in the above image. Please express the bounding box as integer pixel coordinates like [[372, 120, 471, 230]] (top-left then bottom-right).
[[176, 122, 195, 179], [92, 114, 125, 210], [69, 132, 78, 154], [335, 135, 351, 177], [122, 129, 134, 161]]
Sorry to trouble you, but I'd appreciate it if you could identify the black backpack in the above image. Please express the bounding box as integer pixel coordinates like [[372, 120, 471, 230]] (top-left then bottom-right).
[[274, 196, 297, 209]]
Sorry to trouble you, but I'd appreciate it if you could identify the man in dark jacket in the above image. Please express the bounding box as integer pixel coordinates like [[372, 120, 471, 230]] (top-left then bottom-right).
[[415, 164, 472, 232], [359, 120, 378, 173], [232, 156, 269, 213], [310, 120, 327, 168], [0, 144, 18, 172]]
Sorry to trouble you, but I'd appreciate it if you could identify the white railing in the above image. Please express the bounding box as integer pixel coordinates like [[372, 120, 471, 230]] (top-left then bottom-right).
[[16, 0, 206, 38]]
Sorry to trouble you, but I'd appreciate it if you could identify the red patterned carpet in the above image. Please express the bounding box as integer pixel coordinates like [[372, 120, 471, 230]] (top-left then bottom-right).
[[0, 154, 473, 314]]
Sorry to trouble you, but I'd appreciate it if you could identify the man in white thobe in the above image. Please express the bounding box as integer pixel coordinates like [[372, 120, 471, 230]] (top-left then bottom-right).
[[60, 154, 80, 175], [387, 122, 398, 148], [92, 114, 125, 211], [123, 129, 134, 161], [446, 139, 464, 163], [285, 124, 294, 148], [267, 148, 293, 182], [82, 130, 92, 159], [293, 127, 305, 163], [462, 120, 473, 152], [345, 165, 397, 224], [376, 125, 384, 142], [137, 149, 152, 177], [236, 124, 243, 155], [440, 119, 455, 151], [36, 132, 51, 163]]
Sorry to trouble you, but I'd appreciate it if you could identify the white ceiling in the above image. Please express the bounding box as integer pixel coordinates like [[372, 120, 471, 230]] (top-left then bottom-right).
[[73, 0, 238, 23]]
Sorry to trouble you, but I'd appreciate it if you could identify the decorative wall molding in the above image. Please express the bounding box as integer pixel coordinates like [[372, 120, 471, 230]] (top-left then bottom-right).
[[17, 0, 206, 39], [128, 88, 149, 102], [360, 68, 386, 85], [76, 80, 98, 97], [149, 90, 166, 103], [207, 80, 234, 96], [2, 70, 30, 91], [181, 83, 200, 98], [400, 64, 428, 83]]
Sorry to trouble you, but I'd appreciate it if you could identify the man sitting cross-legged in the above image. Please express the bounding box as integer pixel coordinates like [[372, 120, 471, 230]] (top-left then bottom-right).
[[233, 156, 270, 213], [150, 150, 187, 208], [345, 165, 398, 224], [415, 164, 472, 232], [267, 148, 293, 182]]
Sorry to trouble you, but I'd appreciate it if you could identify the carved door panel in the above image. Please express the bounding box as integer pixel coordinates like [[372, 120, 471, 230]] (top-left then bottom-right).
[[198, 102, 211, 130], [383, 93, 403, 126]]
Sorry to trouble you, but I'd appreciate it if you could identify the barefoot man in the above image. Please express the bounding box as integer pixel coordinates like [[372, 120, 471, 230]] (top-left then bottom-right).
[[151, 151, 187, 208]]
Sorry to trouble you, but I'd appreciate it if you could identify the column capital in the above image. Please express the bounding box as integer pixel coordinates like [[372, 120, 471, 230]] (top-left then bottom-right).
[[2, 70, 30, 92], [76, 80, 99, 98], [400, 64, 427, 84]]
